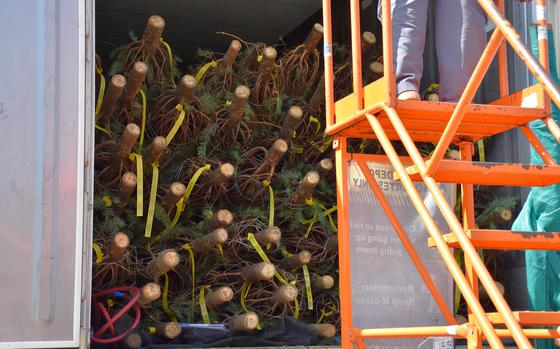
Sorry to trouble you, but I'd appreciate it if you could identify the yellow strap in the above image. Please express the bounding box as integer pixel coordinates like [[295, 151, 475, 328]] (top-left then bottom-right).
[[302, 265, 313, 310], [195, 60, 218, 81], [317, 302, 336, 323], [294, 147, 304, 154], [107, 299, 114, 309], [306, 198, 338, 233], [160, 38, 176, 88], [184, 164, 211, 204], [138, 89, 147, 146], [163, 273, 178, 322], [427, 83, 440, 93], [95, 124, 112, 137], [293, 298, 300, 320], [359, 141, 367, 153], [247, 233, 287, 285], [148, 327, 156, 334], [318, 138, 333, 153], [257, 55, 263, 62], [129, 153, 144, 216], [320, 204, 338, 233], [262, 180, 274, 227], [309, 116, 321, 134], [477, 140, 485, 162], [182, 243, 196, 311], [217, 243, 224, 257], [102, 196, 112, 207], [240, 281, 251, 313], [92, 242, 104, 264], [95, 67, 106, 116], [150, 165, 211, 244], [144, 162, 159, 238], [304, 208, 318, 238], [199, 286, 211, 324], [165, 104, 186, 145]]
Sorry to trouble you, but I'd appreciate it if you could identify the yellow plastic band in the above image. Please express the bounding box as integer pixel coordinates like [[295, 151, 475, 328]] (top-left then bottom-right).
[[150, 197, 183, 245], [321, 205, 338, 233], [107, 299, 114, 309], [294, 147, 304, 154], [318, 138, 333, 153], [138, 89, 147, 146], [92, 242, 104, 264], [304, 208, 317, 238], [317, 302, 336, 323], [247, 233, 287, 285], [240, 281, 251, 313], [293, 298, 300, 320], [95, 124, 112, 137], [302, 265, 313, 310], [257, 55, 263, 62], [309, 116, 321, 134], [199, 286, 211, 324], [262, 180, 274, 227], [129, 153, 144, 217], [165, 104, 186, 145], [144, 162, 159, 238], [195, 60, 218, 81], [217, 243, 224, 257], [95, 67, 106, 117], [184, 164, 211, 204], [102, 196, 112, 207], [163, 273, 178, 322], [182, 243, 196, 310], [160, 38, 176, 88], [225, 100, 232, 107], [151, 165, 211, 244], [477, 140, 485, 162], [359, 142, 367, 153], [148, 327, 156, 334]]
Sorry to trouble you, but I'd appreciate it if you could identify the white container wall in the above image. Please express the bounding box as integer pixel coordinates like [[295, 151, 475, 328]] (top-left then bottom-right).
[[0, 0, 88, 348]]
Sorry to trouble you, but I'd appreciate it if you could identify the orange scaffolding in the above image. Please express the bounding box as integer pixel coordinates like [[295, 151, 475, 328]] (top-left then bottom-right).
[[322, 0, 560, 348]]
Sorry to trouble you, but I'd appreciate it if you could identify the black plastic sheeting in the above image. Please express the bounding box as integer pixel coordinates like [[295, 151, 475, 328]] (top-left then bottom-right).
[[92, 315, 339, 349]]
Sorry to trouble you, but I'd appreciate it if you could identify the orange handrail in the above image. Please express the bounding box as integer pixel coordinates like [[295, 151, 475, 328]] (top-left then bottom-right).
[[381, 0, 396, 106], [321, 0, 334, 128], [350, 0, 363, 110]]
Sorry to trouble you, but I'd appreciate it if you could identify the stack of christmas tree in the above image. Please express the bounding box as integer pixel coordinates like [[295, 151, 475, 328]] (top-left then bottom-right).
[[91, 15, 355, 346]]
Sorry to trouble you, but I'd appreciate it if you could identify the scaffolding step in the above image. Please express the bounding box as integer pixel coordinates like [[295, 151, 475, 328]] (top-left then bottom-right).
[[331, 81, 546, 142], [396, 160, 560, 186], [485, 311, 560, 326], [428, 229, 560, 250]]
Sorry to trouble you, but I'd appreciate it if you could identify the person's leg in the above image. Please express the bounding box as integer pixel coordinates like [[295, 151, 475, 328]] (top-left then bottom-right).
[[378, 0, 429, 99], [436, 0, 487, 102]]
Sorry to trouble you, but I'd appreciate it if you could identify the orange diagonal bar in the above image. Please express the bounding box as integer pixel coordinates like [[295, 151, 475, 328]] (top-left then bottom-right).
[[366, 111, 505, 349]]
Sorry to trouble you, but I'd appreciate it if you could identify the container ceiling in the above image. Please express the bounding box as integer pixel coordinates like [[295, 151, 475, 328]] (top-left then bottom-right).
[[96, 0, 322, 65]]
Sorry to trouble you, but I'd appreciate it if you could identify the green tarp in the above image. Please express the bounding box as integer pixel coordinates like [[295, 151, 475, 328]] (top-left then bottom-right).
[[511, 27, 560, 349]]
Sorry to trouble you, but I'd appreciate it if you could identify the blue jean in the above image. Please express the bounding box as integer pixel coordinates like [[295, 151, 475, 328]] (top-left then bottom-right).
[[378, 0, 487, 101]]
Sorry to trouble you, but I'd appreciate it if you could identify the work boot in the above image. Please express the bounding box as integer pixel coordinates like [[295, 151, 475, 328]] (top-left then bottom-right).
[[398, 90, 421, 101]]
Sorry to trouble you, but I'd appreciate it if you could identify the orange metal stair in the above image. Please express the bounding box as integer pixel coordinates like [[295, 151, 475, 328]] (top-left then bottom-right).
[[322, 0, 560, 349], [332, 80, 547, 143]]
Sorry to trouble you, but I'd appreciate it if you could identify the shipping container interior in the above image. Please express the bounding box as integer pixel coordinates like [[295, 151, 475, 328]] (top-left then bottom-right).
[[91, 0, 531, 348]]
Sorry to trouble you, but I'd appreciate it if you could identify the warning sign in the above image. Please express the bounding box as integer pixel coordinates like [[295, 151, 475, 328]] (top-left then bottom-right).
[[348, 159, 455, 349]]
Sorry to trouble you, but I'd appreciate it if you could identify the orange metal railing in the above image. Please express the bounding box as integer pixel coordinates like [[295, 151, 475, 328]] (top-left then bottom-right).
[[322, 0, 560, 348]]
